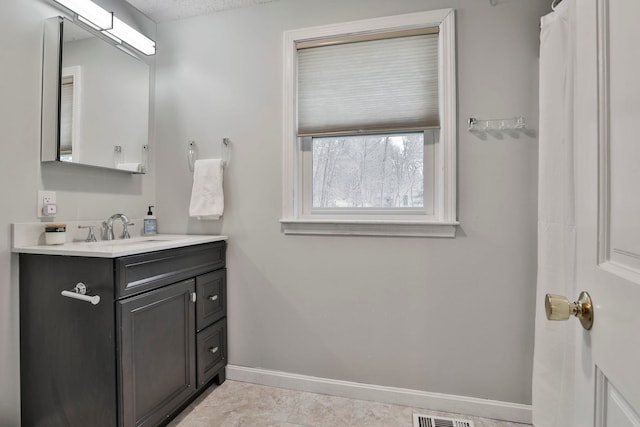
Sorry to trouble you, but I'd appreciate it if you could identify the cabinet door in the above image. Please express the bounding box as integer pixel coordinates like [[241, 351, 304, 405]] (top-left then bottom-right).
[[19, 254, 117, 427], [118, 279, 196, 427]]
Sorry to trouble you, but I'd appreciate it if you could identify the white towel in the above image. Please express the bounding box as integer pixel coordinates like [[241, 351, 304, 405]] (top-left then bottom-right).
[[189, 159, 224, 220]]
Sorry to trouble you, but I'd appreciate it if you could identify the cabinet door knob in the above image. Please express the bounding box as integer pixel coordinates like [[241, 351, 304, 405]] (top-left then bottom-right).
[[209, 346, 219, 354], [208, 295, 218, 301]]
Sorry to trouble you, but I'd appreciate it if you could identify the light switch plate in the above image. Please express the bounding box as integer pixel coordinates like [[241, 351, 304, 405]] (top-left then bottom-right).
[[37, 190, 56, 218]]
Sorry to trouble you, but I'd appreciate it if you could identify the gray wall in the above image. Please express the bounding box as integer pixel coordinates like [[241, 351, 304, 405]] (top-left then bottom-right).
[[0, 0, 155, 425], [155, 0, 548, 405]]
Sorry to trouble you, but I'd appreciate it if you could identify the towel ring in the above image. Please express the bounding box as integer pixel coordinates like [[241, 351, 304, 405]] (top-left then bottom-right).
[[222, 138, 231, 167], [187, 138, 231, 172], [187, 141, 198, 172]]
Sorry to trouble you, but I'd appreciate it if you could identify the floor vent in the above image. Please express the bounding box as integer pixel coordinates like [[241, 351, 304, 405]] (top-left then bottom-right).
[[413, 413, 475, 427]]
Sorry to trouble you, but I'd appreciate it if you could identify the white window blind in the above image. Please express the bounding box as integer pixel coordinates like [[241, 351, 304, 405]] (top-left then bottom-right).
[[297, 31, 439, 137]]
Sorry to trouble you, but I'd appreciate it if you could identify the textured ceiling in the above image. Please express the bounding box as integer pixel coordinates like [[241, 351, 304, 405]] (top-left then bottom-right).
[[126, 0, 278, 22]]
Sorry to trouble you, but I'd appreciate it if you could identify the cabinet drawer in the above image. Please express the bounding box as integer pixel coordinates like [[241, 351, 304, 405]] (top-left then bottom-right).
[[196, 319, 227, 387], [196, 269, 226, 331], [116, 241, 225, 298]]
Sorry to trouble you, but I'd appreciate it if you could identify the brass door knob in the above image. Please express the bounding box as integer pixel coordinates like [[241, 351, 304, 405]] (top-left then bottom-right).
[[545, 291, 593, 330]]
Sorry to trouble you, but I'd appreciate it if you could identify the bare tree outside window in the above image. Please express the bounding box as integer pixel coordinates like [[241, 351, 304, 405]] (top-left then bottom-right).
[[312, 133, 424, 208]]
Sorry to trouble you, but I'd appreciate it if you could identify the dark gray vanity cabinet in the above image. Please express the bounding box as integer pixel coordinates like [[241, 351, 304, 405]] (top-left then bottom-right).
[[19, 241, 227, 427]]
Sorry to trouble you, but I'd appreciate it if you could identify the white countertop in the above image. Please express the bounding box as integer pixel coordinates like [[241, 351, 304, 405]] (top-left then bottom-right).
[[12, 234, 228, 258]]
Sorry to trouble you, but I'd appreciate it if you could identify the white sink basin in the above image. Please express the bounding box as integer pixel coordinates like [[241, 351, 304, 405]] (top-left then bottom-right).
[[83, 237, 173, 247]]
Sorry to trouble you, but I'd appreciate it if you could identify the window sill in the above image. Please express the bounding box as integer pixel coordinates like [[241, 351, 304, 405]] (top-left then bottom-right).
[[280, 219, 458, 238]]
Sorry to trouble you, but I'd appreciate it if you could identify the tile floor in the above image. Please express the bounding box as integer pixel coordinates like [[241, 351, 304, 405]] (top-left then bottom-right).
[[167, 380, 533, 427]]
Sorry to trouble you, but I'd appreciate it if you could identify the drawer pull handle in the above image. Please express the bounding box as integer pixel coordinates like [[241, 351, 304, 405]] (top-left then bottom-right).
[[208, 295, 219, 301], [209, 346, 219, 354]]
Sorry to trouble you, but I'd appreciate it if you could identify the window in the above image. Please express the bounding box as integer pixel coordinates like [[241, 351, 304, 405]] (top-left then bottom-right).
[[310, 132, 428, 209], [282, 10, 457, 237]]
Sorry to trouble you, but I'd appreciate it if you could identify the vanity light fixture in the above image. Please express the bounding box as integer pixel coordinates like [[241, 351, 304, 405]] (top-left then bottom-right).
[[51, 0, 156, 56], [53, 0, 113, 30], [104, 17, 156, 56]]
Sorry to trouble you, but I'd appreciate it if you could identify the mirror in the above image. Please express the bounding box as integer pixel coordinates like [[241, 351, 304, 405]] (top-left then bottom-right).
[[42, 17, 150, 173]]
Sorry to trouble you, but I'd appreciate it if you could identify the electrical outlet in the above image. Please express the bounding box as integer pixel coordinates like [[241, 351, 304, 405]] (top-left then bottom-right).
[[37, 190, 57, 218]]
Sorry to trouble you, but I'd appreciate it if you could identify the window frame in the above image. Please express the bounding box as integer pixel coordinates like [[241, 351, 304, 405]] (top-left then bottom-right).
[[281, 9, 457, 237]]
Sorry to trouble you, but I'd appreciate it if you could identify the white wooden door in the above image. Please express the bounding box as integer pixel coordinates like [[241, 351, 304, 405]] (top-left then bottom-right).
[[572, 0, 640, 425]]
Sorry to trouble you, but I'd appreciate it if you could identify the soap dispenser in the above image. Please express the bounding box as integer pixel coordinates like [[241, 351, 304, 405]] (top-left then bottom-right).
[[143, 206, 157, 235]]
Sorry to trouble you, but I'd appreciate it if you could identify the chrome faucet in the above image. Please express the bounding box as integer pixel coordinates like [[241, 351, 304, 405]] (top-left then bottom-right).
[[103, 213, 134, 240]]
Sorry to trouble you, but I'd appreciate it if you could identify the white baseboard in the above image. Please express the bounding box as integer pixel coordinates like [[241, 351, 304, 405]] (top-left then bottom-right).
[[226, 365, 532, 425]]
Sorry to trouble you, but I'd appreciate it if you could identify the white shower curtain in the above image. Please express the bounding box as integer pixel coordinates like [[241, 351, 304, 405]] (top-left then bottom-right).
[[532, 1, 576, 427]]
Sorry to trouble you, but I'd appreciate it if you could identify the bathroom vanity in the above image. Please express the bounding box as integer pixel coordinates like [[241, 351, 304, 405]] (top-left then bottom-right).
[[16, 235, 227, 427]]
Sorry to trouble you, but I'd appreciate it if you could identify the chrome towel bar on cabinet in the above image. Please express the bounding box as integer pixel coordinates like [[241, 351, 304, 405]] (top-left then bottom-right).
[[61, 282, 100, 305]]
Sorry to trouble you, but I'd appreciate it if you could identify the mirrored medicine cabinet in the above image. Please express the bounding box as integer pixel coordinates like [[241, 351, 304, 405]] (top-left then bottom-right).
[[41, 16, 150, 173]]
